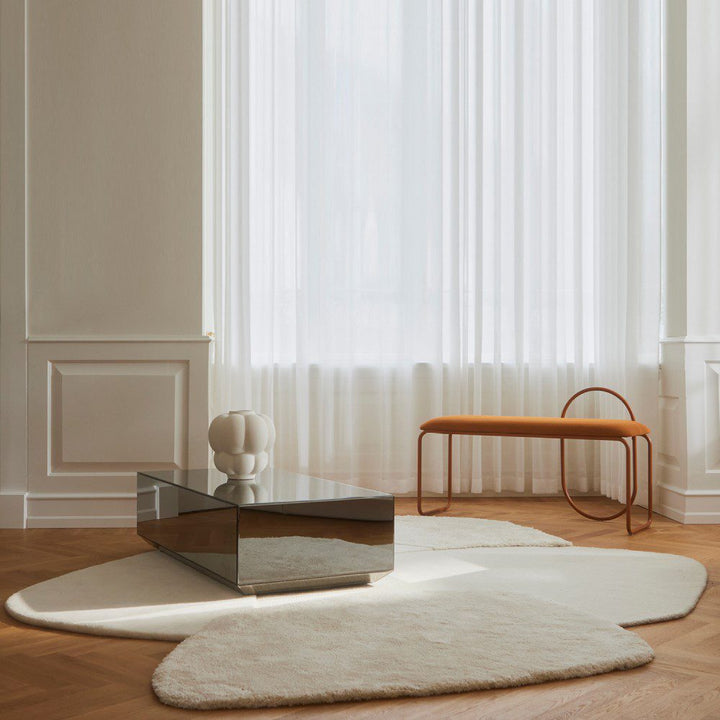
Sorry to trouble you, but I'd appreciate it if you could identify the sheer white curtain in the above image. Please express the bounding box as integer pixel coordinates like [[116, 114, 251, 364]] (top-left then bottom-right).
[[207, 0, 661, 498]]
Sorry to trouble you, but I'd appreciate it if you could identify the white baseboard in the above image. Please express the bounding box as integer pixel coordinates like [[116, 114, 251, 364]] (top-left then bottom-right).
[[137, 508, 158, 523], [656, 504, 720, 524], [9, 487, 720, 527], [654, 504, 686, 523], [0, 493, 27, 528], [26, 515, 136, 528], [25, 493, 136, 528], [656, 484, 720, 524]]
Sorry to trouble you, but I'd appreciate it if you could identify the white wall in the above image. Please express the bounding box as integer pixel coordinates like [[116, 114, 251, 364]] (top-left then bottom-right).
[[686, 0, 720, 339], [657, 0, 720, 523], [0, 0, 208, 527]]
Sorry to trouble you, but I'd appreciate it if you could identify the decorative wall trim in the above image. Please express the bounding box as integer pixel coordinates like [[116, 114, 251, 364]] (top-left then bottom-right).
[[657, 340, 720, 524], [655, 504, 720, 525], [657, 482, 720, 497], [26, 516, 137, 529], [705, 362, 720, 472], [27, 492, 137, 500], [27, 336, 212, 343], [26, 340, 209, 527], [25, 492, 136, 528], [48, 360, 189, 472], [660, 336, 720, 344], [656, 483, 720, 524]]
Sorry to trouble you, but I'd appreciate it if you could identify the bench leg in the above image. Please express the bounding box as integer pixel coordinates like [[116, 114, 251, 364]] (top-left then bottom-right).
[[626, 434, 653, 535], [417, 431, 453, 516], [560, 438, 627, 522], [622, 438, 633, 534], [561, 436, 652, 534], [621, 437, 653, 535]]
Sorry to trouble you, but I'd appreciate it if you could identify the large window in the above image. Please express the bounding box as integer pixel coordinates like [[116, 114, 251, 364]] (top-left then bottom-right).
[[208, 0, 661, 495]]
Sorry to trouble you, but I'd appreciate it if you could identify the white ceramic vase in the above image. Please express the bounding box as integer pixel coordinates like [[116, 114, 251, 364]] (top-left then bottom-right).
[[208, 410, 276, 480]]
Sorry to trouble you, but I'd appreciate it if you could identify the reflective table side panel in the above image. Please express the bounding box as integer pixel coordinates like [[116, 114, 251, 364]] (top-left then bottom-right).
[[137, 474, 238, 585], [235, 494, 394, 588]]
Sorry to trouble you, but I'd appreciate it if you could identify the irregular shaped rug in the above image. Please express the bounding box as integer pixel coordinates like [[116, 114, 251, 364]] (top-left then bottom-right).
[[5, 521, 706, 640], [4, 516, 572, 640], [3, 516, 707, 710], [152, 588, 654, 710]]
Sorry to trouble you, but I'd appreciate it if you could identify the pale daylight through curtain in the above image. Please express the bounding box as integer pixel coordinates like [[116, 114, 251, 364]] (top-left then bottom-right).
[[207, 0, 662, 498]]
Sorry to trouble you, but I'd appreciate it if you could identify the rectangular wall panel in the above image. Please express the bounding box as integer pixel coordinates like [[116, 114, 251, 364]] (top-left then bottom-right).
[[657, 340, 720, 524], [50, 361, 188, 471], [704, 361, 720, 472], [27, 340, 209, 527]]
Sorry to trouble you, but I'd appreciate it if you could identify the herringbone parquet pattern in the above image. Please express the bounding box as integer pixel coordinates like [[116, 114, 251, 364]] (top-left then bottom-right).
[[1, 498, 718, 719]]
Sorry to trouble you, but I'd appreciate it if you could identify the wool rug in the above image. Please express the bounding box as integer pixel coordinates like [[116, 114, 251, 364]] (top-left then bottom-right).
[[4, 539, 706, 640], [4, 516, 573, 640], [394, 515, 572, 549], [392, 546, 708, 627], [4, 515, 707, 710], [152, 587, 654, 710]]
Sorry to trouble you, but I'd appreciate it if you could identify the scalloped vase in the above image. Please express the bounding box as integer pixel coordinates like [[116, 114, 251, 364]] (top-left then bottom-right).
[[208, 410, 276, 481]]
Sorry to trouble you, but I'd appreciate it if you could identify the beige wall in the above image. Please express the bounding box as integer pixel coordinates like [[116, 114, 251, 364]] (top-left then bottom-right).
[[1, 0, 208, 527], [27, 0, 203, 337], [0, 0, 29, 525]]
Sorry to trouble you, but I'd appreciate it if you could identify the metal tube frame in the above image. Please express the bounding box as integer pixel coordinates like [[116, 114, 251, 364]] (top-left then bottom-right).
[[416, 386, 653, 535]]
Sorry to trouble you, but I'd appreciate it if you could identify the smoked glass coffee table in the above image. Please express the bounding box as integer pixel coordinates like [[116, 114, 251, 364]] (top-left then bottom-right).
[[136, 468, 394, 595]]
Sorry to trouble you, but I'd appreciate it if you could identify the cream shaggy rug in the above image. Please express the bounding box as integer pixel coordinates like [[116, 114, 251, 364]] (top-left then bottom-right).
[[5, 515, 706, 710], [394, 515, 572, 549], [5, 544, 706, 640], [152, 587, 654, 710], [393, 546, 708, 627], [4, 516, 573, 640]]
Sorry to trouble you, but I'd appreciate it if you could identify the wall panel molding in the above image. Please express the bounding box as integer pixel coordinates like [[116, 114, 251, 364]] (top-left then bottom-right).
[[27, 340, 209, 527], [657, 340, 720, 523], [704, 362, 720, 472], [0, 1, 207, 528], [28, 336, 211, 343], [49, 360, 189, 472]]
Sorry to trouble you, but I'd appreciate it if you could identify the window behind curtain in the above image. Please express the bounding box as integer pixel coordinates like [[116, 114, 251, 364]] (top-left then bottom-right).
[[243, 0, 641, 368], [209, 0, 661, 497]]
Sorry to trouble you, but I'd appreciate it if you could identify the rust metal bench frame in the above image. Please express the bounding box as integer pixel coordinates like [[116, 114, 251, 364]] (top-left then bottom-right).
[[416, 387, 653, 535]]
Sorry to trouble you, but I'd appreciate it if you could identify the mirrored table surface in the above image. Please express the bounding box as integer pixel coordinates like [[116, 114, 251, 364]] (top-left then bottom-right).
[[136, 468, 394, 595], [142, 467, 389, 505]]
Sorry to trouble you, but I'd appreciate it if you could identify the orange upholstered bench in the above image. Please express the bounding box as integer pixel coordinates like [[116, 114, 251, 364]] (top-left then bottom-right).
[[417, 387, 653, 535]]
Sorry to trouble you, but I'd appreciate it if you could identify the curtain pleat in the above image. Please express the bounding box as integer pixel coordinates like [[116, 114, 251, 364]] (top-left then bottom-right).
[[209, 0, 661, 498]]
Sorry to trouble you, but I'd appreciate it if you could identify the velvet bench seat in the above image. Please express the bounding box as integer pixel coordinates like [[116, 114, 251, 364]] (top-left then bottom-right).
[[417, 387, 653, 535]]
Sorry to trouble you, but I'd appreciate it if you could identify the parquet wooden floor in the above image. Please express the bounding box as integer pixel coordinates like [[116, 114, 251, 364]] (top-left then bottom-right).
[[1, 498, 718, 719]]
